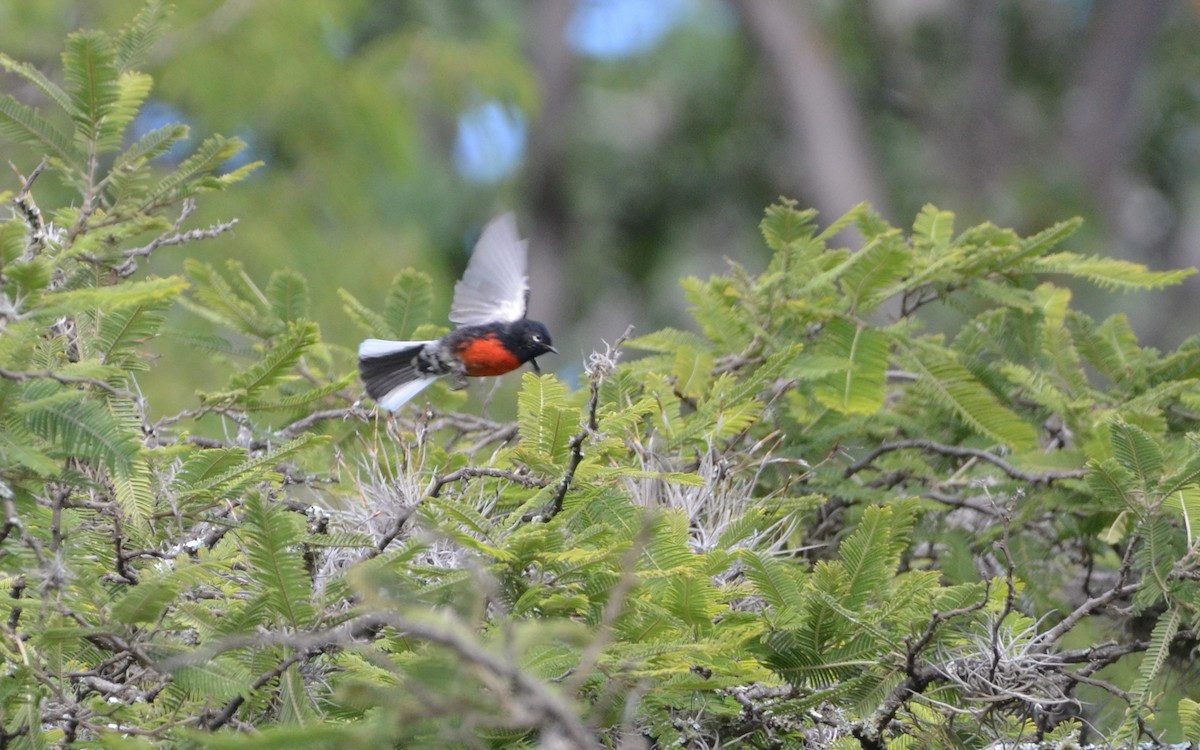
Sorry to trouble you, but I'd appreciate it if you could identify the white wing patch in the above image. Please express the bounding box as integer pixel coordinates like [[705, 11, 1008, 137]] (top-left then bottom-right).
[[448, 212, 529, 326], [376, 377, 438, 412]]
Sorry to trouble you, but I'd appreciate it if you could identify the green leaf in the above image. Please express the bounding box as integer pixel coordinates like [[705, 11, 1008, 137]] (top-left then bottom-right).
[[338, 287, 390, 336], [0, 426, 61, 475], [141, 135, 247, 208], [672, 345, 713, 401], [178, 435, 320, 500], [384, 268, 433, 338], [1030, 252, 1195, 291], [114, 0, 172, 70], [39, 275, 189, 316], [1108, 418, 1163, 486], [1118, 607, 1181, 742], [626, 327, 713, 355], [912, 204, 955, 251], [185, 259, 276, 338], [18, 383, 139, 474], [0, 219, 26, 266], [903, 342, 1037, 449], [221, 321, 318, 399], [839, 505, 903, 610], [96, 300, 171, 368], [815, 318, 888, 415], [98, 71, 153, 152], [111, 578, 181, 625], [760, 199, 818, 253], [740, 550, 805, 611], [681, 275, 753, 351], [5, 258, 53, 306], [171, 657, 253, 702], [112, 122, 189, 171], [62, 30, 121, 142], [1074, 313, 1143, 388], [1013, 217, 1083, 263], [838, 233, 910, 313], [0, 94, 81, 169], [240, 493, 314, 627], [0, 52, 75, 118], [1087, 459, 1137, 511], [816, 201, 872, 243], [1159, 451, 1200, 498], [244, 372, 357, 412], [517, 373, 574, 464], [1180, 697, 1200, 742], [266, 269, 310, 323], [1165, 486, 1200, 547], [664, 574, 718, 635]]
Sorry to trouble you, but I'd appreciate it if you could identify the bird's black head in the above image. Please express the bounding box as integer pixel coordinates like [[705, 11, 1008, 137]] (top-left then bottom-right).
[[507, 319, 557, 368]]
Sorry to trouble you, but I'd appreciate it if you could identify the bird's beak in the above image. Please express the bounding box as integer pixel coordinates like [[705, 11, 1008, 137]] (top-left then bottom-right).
[[546, 345, 558, 354]]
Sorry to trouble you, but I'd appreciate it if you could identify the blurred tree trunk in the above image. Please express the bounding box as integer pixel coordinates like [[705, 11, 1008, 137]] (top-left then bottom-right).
[[953, 0, 1015, 211], [1059, 0, 1173, 213], [523, 0, 576, 334], [732, 0, 890, 239]]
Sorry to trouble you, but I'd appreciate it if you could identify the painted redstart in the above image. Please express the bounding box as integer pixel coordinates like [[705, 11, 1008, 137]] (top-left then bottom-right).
[[358, 213, 557, 411]]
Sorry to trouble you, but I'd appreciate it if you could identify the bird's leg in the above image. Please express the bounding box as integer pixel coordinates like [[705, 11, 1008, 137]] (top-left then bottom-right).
[[530, 358, 542, 374], [447, 364, 469, 391]]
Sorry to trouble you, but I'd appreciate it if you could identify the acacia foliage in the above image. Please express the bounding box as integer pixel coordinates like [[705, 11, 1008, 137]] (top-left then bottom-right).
[[4, 10, 1200, 750]]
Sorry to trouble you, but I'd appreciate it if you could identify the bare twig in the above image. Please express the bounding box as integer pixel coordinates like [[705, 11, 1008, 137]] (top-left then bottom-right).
[[550, 325, 634, 516], [10, 158, 52, 259], [852, 591, 991, 750], [107, 198, 238, 277], [1033, 538, 1140, 651], [0, 366, 139, 401], [844, 438, 1088, 484], [201, 651, 307, 731], [426, 467, 548, 499]]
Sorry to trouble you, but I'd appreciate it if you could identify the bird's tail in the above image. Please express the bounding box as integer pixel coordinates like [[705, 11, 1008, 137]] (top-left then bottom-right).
[[358, 339, 439, 412]]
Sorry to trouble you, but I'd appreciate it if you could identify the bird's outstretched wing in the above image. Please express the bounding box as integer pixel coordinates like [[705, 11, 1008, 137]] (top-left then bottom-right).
[[448, 213, 529, 326]]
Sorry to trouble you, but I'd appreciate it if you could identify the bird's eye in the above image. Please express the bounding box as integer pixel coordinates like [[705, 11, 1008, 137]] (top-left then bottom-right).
[[531, 334, 542, 343]]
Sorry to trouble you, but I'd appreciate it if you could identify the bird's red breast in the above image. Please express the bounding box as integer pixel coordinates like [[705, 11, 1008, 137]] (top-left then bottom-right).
[[455, 333, 524, 376]]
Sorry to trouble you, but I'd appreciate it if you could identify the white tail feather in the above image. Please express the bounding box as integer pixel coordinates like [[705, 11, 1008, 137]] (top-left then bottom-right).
[[376, 377, 438, 412], [359, 338, 433, 358]]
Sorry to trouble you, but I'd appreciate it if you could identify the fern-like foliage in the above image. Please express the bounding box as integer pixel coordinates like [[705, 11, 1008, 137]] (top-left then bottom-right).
[[5, 13, 1200, 745]]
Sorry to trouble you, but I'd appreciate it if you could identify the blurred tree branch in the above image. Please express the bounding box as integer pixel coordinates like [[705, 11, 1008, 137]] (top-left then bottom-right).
[[732, 0, 890, 239]]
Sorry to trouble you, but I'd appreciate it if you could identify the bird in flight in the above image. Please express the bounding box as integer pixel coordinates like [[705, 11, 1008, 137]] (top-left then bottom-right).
[[358, 213, 557, 412]]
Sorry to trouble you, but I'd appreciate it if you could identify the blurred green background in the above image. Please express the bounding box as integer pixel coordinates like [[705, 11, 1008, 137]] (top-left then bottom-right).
[[3, 0, 1199, 412]]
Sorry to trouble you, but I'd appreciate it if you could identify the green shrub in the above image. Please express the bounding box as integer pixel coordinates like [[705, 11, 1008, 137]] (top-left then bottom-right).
[[3, 8, 1200, 749]]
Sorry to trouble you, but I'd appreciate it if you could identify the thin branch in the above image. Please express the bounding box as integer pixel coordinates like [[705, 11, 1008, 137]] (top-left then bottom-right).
[[201, 651, 307, 731], [853, 590, 991, 750], [550, 325, 634, 516], [126, 218, 239, 259], [273, 406, 373, 441], [1063, 671, 1134, 704], [10, 157, 52, 259], [0, 366, 139, 401], [427, 467, 548, 499], [114, 199, 238, 277], [843, 438, 1088, 484], [1034, 539, 1139, 650]]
